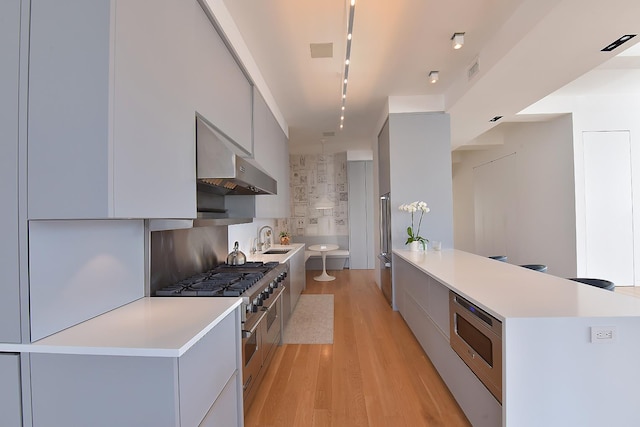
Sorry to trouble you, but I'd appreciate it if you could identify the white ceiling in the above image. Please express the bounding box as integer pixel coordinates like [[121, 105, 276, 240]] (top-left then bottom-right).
[[218, 0, 640, 153]]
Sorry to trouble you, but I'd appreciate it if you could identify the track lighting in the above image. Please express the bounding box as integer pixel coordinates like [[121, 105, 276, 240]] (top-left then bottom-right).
[[428, 71, 439, 84], [452, 32, 465, 50]]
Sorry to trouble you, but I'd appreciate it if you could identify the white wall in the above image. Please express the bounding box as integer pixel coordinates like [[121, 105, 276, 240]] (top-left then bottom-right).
[[523, 92, 640, 284], [452, 115, 577, 277]]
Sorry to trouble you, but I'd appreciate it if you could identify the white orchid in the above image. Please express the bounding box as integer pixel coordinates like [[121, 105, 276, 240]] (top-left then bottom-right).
[[398, 201, 430, 250]]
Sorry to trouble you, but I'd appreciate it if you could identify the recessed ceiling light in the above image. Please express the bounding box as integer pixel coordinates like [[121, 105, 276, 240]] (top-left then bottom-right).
[[451, 32, 465, 50], [428, 71, 439, 84], [341, 106, 345, 111], [601, 34, 637, 52]]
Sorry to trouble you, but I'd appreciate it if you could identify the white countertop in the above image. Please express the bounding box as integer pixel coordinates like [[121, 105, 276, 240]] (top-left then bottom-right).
[[246, 243, 305, 263], [1, 297, 241, 357], [394, 249, 640, 320]]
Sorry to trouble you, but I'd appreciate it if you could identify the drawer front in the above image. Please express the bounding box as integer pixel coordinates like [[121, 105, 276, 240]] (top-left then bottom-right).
[[179, 308, 239, 427], [199, 373, 240, 427]]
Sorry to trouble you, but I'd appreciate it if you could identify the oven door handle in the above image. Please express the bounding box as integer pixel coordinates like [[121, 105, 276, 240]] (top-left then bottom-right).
[[243, 311, 266, 337]]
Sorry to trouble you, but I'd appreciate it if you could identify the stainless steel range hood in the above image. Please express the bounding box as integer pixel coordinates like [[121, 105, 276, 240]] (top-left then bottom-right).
[[196, 117, 277, 196]]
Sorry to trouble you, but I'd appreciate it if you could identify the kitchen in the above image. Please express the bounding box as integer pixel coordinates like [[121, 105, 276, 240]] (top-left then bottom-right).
[[4, 0, 640, 426]]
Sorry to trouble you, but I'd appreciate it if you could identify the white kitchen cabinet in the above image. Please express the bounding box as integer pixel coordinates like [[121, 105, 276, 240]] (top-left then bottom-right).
[[253, 88, 290, 219], [28, 0, 196, 220], [0, 0, 22, 343], [0, 353, 22, 427], [29, 305, 243, 427], [192, 2, 253, 155]]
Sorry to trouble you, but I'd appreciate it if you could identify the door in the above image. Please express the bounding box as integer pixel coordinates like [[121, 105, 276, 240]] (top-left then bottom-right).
[[583, 131, 634, 285]]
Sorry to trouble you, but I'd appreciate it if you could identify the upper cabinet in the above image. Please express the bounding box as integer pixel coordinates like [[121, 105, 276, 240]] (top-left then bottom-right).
[[27, 0, 197, 219], [192, 3, 253, 155], [252, 89, 290, 219]]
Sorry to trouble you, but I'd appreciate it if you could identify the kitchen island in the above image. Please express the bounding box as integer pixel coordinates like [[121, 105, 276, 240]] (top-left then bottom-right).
[[393, 249, 640, 427], [1, 297, 243, 427]]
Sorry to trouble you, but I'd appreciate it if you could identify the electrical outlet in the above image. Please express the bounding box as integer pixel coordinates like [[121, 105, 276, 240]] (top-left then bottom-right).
[[590, 326, 616, 343]]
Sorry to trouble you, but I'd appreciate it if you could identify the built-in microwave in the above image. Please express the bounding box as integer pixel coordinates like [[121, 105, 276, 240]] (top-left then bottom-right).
[[449, 291, 503, 404]]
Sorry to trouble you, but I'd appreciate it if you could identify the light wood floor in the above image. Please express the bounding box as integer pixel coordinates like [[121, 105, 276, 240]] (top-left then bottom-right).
[[615, 286, 640, 298], [244, 269, 470, 427]]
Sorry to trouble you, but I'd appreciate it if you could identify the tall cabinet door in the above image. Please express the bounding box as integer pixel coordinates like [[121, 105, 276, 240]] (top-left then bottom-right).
[[253, 88, 290, 219], [348, 161, 374, 269], [583, 131, 634, 285], [0, 353, 22, 426], [28, 0, 197, 219], [0, 0, 22, 343]]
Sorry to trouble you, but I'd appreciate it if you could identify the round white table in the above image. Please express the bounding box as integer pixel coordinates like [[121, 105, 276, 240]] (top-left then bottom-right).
[[308, 244, 339, 281]]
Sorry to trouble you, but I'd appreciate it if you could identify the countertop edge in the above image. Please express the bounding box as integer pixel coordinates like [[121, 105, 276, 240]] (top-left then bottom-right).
[[4, 298, 242, 357], [393, 248, 640, 320]]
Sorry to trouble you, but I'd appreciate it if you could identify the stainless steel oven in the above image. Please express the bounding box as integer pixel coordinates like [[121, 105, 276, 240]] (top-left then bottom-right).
[[242, 310, 265, 400], [449, 291, 503, 403], [261, 289, 282, 367]]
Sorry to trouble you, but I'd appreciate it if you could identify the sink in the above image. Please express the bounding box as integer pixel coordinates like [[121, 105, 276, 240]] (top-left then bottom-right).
[[262, 249, 291, 254]]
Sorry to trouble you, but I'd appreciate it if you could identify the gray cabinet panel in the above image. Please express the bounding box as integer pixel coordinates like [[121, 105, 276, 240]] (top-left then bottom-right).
[[28, 0, 112, 218], [289, 248, 306, 311], [253, 88, 290, 218], [179, 310, 236, 427], [0, 353, 22, 427], [0, 0, 22, 343], [199, 373, 240, 427], [378, 119, 390, 196], [388, 113, 453, 249], [28, 220, 145, 341], [193, 4, 253, 154], [29, 308, 241, 427], [348, 161, 374, 269], [31, 353, 179, 427], [28, 0, 197, 219]]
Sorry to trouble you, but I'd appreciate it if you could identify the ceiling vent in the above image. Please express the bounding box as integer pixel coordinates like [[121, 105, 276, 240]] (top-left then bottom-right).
[[467, 57, 480, 81], [310, 43, 333, 58]]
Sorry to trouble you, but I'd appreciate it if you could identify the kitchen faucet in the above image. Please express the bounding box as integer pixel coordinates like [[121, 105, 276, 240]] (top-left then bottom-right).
[[257, 226, 273, 252]]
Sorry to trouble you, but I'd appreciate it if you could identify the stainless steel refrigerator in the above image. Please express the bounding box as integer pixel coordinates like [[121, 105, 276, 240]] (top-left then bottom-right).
[[378, 193, 392, 305]]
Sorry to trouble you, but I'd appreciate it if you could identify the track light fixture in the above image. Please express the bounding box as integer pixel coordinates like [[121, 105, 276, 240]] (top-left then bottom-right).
[[451, 32, 465, 50], [428, 71, 439, 84]]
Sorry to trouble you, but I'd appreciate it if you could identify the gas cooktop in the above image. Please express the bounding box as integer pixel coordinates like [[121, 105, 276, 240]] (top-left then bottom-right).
[[154, 262, 280, 297]]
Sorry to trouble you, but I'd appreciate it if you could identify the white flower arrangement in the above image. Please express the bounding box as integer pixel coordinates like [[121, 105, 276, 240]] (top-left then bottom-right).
[[399, 201, 430, 250]]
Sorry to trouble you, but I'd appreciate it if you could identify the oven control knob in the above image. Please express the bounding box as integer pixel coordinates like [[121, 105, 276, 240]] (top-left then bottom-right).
[[262, 290, 270, 300], [252, 304, 258, 313]]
